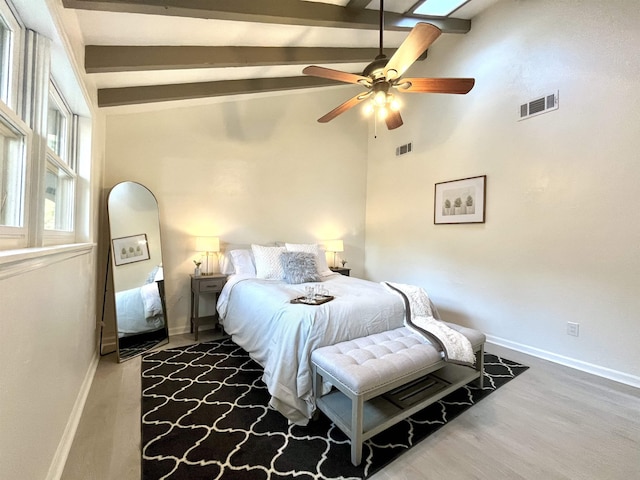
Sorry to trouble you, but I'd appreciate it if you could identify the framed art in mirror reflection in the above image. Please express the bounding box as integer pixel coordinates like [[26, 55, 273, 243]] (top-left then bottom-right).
[[113, 233, 150, 266]]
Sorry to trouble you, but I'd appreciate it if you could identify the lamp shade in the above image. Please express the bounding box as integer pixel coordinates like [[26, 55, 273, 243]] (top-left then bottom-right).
[[324, 239, 344, 253], [195, 236, 220, 253]]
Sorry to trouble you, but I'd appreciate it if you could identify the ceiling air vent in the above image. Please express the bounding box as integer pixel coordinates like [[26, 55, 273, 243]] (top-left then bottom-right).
[[396, 142, 413, 157], [519, 91, 558, 121]]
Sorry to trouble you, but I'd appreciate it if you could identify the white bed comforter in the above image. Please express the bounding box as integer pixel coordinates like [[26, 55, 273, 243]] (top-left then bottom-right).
[[115, 283, 165, 337], [217, 273, 405, 424]]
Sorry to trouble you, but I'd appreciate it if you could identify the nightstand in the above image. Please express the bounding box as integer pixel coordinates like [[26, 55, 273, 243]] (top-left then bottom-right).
[[329, 267, 351, 276], [190, 273, 227, 341]]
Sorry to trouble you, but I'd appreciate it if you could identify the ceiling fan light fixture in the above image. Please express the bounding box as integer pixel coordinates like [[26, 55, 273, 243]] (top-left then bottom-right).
[[362, 102, 375, 116], [388, 95, 401, 111], [377, 107, 388, 120], [373, 90, 387, 107]]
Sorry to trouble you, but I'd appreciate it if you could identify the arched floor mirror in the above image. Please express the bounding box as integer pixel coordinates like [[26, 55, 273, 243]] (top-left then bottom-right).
[[105, 181, 169, 362]]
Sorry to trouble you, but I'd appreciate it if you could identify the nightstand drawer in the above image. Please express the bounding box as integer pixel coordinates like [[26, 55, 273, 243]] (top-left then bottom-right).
[[198, 278, 225, 292]]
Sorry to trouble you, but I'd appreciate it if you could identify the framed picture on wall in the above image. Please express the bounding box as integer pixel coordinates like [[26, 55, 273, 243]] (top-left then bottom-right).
[[112, 234, 150, 266], [434, 175, 486, 224]]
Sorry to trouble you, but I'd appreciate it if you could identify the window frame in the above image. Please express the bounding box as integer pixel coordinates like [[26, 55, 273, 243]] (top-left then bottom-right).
[[0, 0, 91, 253], [0, 100, 31, 249], [0, 0, 22, 111], [42, 82, 77, 244]]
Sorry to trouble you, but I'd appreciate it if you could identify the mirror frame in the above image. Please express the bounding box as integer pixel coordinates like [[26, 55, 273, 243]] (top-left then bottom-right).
[[105, 181, 169, 362]]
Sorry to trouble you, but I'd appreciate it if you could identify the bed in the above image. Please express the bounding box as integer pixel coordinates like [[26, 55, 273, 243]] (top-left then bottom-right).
[[115, 267, 166, 338], [216, 244, 407, 425]]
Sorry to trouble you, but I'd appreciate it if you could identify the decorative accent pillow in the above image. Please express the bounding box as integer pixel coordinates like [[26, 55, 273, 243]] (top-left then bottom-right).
[[229, 249, 256, 276], [280, 251, 320, 284], [251, 244, 286, 279], [285, 243, 332, 276]]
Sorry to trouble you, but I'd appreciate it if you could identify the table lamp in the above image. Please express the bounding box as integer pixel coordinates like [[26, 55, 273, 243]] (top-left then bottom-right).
[[195, 236, 220, 275], [325, 239, 344, 268]]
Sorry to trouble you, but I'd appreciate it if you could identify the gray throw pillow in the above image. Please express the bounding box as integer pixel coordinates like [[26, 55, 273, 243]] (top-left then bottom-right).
[[280, 251, 320, 284]]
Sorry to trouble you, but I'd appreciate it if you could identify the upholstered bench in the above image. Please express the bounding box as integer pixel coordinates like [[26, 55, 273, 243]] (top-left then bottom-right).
[[311, 325, 485, 466]]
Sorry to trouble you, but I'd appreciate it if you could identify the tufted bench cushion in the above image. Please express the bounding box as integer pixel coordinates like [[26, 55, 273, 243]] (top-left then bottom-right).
[[312, 325, 485, 397], [311, 325, 485, 466]]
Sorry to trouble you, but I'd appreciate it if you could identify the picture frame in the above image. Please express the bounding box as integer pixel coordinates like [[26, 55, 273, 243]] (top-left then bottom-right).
[[112, 234, 150, 266], [434, 175, 486, 224]]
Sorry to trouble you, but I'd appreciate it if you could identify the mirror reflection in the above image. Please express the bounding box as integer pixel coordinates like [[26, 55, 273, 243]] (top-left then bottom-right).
[[107, 181, 169, 361]]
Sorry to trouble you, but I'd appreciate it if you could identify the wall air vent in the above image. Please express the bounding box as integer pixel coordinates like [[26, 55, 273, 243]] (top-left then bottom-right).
[[519, 91, 559, 121], [395, 142, 413, 157]]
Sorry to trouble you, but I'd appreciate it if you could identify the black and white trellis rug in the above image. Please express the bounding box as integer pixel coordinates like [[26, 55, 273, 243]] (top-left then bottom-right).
[[142, 338, 528, 480]]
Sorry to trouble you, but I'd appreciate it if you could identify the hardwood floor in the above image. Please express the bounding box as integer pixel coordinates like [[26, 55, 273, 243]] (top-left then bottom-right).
[[61, 333, 640, 480]]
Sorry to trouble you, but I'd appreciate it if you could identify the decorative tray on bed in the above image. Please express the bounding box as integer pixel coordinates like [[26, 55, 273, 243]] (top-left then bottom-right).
[[291, 295, 334, 306]]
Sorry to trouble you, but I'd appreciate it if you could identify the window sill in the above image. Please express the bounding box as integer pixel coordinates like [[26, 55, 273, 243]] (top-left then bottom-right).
[[0, 243, 95, 280]]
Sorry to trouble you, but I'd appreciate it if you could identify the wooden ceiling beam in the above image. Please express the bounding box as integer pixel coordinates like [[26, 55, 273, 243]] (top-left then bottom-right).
[[346, 0, 373, 9], [97, 76, 347, 107], [62, 0, 471, 34], [85, 46, 398, 73]]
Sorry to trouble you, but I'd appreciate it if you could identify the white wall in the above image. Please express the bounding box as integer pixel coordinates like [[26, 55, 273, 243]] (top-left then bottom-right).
[[364, 0, 640, 384], [103, 89, 369, 334], [0, 249, 98, 480], [0, 1, 105, 478]]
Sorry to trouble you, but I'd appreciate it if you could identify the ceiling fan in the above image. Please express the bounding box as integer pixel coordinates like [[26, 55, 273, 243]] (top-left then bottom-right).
[[302, 0, 475, 130]]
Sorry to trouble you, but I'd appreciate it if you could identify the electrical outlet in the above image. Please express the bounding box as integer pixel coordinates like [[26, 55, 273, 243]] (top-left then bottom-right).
[[567, 322, 580, 337]]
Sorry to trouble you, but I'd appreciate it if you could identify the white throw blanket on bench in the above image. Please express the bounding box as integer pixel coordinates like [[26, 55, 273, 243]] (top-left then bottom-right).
[[382, 282, 476, 366]]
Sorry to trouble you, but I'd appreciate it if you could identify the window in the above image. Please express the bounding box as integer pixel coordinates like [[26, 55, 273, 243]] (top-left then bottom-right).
[[413, 0, 469, 17], [0, 1, 89, 251], [44, 84, 76, 235], [44, 158, 74, 231], [47, 97, 67, 158], [0, 111, 26, 228], [0, 15, 10, 101], [0, 1, 27, 249], [0, 0, 21, 109]]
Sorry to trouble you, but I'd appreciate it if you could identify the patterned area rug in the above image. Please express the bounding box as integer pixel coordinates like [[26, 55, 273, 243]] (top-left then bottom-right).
[[142, 338, 528, 479]]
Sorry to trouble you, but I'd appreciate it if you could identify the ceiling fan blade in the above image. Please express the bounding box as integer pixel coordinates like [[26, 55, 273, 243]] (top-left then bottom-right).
[[317, 93, 367, 123], [385, 109, 403, 130], [399, 78, 475, 94], [303, 65, 369, 85], [384, 23, 441, 80]]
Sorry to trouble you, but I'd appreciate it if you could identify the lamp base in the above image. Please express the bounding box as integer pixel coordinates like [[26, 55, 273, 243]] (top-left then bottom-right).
[[201, 252, 220, 275]]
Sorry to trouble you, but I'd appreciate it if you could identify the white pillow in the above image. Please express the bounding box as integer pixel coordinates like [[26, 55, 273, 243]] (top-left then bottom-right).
[[285, 243, 332, 276], [218, 252, 234, 275], [140, 282, 163, 318], [251, 244, 286, 279], [229, 249, 256, 276]]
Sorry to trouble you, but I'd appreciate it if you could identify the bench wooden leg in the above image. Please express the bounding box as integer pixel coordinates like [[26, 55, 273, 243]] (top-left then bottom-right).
[[476, 345, 485, 389], [312, 366, 322, 400], [351, 395, 364, 466]]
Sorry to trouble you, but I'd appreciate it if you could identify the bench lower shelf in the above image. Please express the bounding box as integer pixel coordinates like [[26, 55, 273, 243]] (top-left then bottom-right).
[[315, 362, 482, 465]]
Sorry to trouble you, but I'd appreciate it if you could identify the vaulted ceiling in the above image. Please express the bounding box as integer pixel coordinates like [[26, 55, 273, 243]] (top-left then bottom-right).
[[61, 0, 498, 108]]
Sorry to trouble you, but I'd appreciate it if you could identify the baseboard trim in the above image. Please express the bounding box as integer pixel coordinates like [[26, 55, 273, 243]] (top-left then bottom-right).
[[45, 350, 100, 480], [168, 324, 216, 338], [486, 335, 640, 389]]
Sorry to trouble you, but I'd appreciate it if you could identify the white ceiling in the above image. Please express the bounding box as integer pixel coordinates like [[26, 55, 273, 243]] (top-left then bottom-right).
[[60, 0, 499, 108]]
